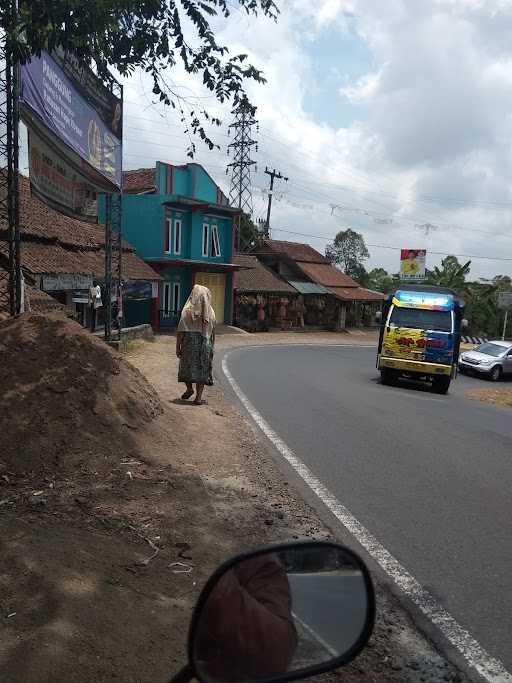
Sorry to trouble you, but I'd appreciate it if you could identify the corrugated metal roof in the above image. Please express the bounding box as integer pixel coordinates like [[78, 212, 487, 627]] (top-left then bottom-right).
[[287, 280, 329, 295]]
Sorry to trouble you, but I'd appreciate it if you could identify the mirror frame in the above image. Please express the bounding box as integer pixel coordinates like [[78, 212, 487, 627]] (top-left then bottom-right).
[[186, 541, 376, 683]]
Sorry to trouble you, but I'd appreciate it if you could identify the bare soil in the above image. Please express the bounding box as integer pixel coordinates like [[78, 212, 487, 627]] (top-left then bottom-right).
[[0, 319, 465, 682], [466, 387, 512, 408]]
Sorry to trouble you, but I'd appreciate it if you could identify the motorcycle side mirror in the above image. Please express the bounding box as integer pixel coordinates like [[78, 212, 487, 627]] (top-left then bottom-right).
[[169, 541, 375, 683]]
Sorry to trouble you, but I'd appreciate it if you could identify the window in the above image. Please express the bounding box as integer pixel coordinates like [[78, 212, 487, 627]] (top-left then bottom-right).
[[173, 219, 182, 255], [389, 306, 453, 333], [202, 223, 209, 257], [172, 282, 181, 313], [475, 343, 507, 358], [165, 219, 171, 253], [162, 282, 171, 317], [211, 224, 221, 258]]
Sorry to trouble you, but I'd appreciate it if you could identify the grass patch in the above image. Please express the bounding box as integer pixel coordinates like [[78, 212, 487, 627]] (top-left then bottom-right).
[[466, 388, 512, 408]]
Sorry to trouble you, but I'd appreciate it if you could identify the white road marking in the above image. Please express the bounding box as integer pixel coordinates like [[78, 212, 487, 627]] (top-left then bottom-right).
[[291, 610, 339, 659], [221, 354, 512, 683]]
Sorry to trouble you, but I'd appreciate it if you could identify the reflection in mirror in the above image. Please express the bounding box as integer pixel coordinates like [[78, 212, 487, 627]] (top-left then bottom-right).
[[192, 543, 372, 683]]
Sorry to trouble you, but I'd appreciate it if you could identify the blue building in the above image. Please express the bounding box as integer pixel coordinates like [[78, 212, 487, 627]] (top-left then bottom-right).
[[114, 161, 240, 328]]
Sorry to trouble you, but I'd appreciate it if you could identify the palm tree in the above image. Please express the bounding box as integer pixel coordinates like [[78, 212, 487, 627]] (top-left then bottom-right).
[[426, 256, 471, 292]]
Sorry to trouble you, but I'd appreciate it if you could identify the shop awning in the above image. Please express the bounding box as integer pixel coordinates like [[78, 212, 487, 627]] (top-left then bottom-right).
[[287, 280, 330, 295]]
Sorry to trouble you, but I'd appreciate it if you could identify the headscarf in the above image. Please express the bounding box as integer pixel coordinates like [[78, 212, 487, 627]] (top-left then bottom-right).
[[178, 284, 216, 340]]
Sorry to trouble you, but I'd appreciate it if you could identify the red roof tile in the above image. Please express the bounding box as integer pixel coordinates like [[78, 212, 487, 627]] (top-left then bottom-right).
[[296, 262, 359, 288], [329, 286, 385, 302], [123, 168, 156, 194], [234, 255, 296, 293], [255, 239, 331, 264], [0, 265, 64, 317], [0, 174, 107, 248], [0, 240, 160, 282], [0, 172, 160, 283]]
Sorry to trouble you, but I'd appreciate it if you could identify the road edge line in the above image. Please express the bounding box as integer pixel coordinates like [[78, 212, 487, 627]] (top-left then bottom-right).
[[221, 354, 512, 683]]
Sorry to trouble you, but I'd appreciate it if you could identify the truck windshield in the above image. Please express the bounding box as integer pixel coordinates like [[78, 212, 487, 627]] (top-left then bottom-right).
[[389, 306, 452, 333]]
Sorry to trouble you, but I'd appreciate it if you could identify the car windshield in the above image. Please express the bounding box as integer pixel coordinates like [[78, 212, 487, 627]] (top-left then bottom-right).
[[475, 343, 506, 357], [389, 306, 452, 333]]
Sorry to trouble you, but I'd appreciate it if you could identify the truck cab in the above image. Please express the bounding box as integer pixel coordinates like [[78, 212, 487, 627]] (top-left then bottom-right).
[[377, 286, 465, 394]]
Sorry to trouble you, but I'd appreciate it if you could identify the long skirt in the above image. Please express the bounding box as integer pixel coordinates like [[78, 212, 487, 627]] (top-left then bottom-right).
[[178, 332, 213, 385]]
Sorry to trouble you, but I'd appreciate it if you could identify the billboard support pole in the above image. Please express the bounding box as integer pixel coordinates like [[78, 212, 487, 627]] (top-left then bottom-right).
[[104, 191, 122, 343], [104, 194, 113, 342], [0, 0, 21, 316]]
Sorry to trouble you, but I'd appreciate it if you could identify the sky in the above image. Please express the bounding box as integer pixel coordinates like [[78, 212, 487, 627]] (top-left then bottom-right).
[[38, 0, 512, 280]]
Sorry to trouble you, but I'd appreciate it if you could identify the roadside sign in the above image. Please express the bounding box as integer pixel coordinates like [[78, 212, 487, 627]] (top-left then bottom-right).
[[497, 291, 512, 309], [400, 249, 426, 281]]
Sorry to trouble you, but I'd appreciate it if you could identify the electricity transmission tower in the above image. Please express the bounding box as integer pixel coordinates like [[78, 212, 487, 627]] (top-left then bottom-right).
[[227, 96, 258, 252]]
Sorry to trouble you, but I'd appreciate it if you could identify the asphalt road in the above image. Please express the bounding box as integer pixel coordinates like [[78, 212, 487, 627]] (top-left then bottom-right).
[[288, 572, 368, 657], [223, 345, 512, 673]]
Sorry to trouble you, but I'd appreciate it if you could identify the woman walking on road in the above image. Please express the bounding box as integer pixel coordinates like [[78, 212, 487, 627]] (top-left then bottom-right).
[[176, 284, 216, 405]]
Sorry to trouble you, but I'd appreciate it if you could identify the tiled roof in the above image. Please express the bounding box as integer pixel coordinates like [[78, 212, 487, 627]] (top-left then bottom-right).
[[234, 255, 296, 293], [0, 174, 105, 248], [0, 172, 160, 283], [28, 286, 66, 313], [329, 286, 385, 302], [123, 168, 156, 194], [0, 240, 160, 281], [0, 265, 64, 317], [255, 239, 331, 264], [296, 261, 359, 288]]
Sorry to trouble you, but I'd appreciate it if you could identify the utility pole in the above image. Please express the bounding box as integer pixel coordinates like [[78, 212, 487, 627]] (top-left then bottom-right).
[[0, 1, 22, 316], [264, 167, 288, 239], [227, 96, 258, 252]]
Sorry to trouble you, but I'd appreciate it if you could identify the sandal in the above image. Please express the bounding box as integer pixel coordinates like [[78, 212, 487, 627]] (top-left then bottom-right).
[[181, 389, 194, 400]]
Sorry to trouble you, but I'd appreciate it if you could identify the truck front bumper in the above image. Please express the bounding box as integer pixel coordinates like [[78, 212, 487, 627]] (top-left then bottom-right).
[[379, 356, 452, 376]]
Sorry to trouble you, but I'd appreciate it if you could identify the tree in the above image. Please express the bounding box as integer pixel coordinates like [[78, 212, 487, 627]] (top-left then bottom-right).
[[464, 282, 499, 337], [238, 213, 262, 252], [4, 0, 279, 153], [325, 229, 370, 282], [366, 267, 395, 294], [426, 255, 471, 292]]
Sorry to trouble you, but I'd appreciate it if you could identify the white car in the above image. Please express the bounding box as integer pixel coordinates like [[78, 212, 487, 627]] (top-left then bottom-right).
[[459, 341, 512, 381]]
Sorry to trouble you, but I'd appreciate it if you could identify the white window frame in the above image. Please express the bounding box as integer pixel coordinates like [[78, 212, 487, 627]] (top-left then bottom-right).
[[165, 218, 172, 254], [162, 282, 172, 317], [172, 282, 181, 313], [211, 224, 221, 258], [202, 223, 209, 257], [173, 218, 182, 255]]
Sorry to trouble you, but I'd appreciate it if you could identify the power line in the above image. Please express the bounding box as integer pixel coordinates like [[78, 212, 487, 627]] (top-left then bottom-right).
[[271, 227, 512, 262]]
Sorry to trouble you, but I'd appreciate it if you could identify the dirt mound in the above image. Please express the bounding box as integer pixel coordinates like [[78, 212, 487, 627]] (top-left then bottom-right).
[[0, 313, 163, 477]]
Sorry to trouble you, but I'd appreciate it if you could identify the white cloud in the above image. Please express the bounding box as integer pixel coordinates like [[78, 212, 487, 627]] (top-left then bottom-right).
[[117, 0, 512, 279]]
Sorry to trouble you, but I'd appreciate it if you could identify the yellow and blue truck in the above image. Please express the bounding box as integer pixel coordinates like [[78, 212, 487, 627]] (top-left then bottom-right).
[[377, 286, 465, 394]]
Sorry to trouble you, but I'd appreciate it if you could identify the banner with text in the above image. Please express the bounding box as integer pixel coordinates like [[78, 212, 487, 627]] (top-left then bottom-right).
[[28, 130, 98, 222], [400, 249, 427, 280], [20, 51, 122, 190]]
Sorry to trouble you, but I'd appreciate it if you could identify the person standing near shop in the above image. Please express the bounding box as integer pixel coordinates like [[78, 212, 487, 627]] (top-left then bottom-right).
[[176, 285, 216, 405], [88, 280, 103, 332]]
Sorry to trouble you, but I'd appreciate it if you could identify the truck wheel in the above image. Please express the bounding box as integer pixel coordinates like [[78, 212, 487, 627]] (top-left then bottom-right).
[[432, 376, 450, 394], [490, 366, 502, 382], [381, 369, 396, 386]]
